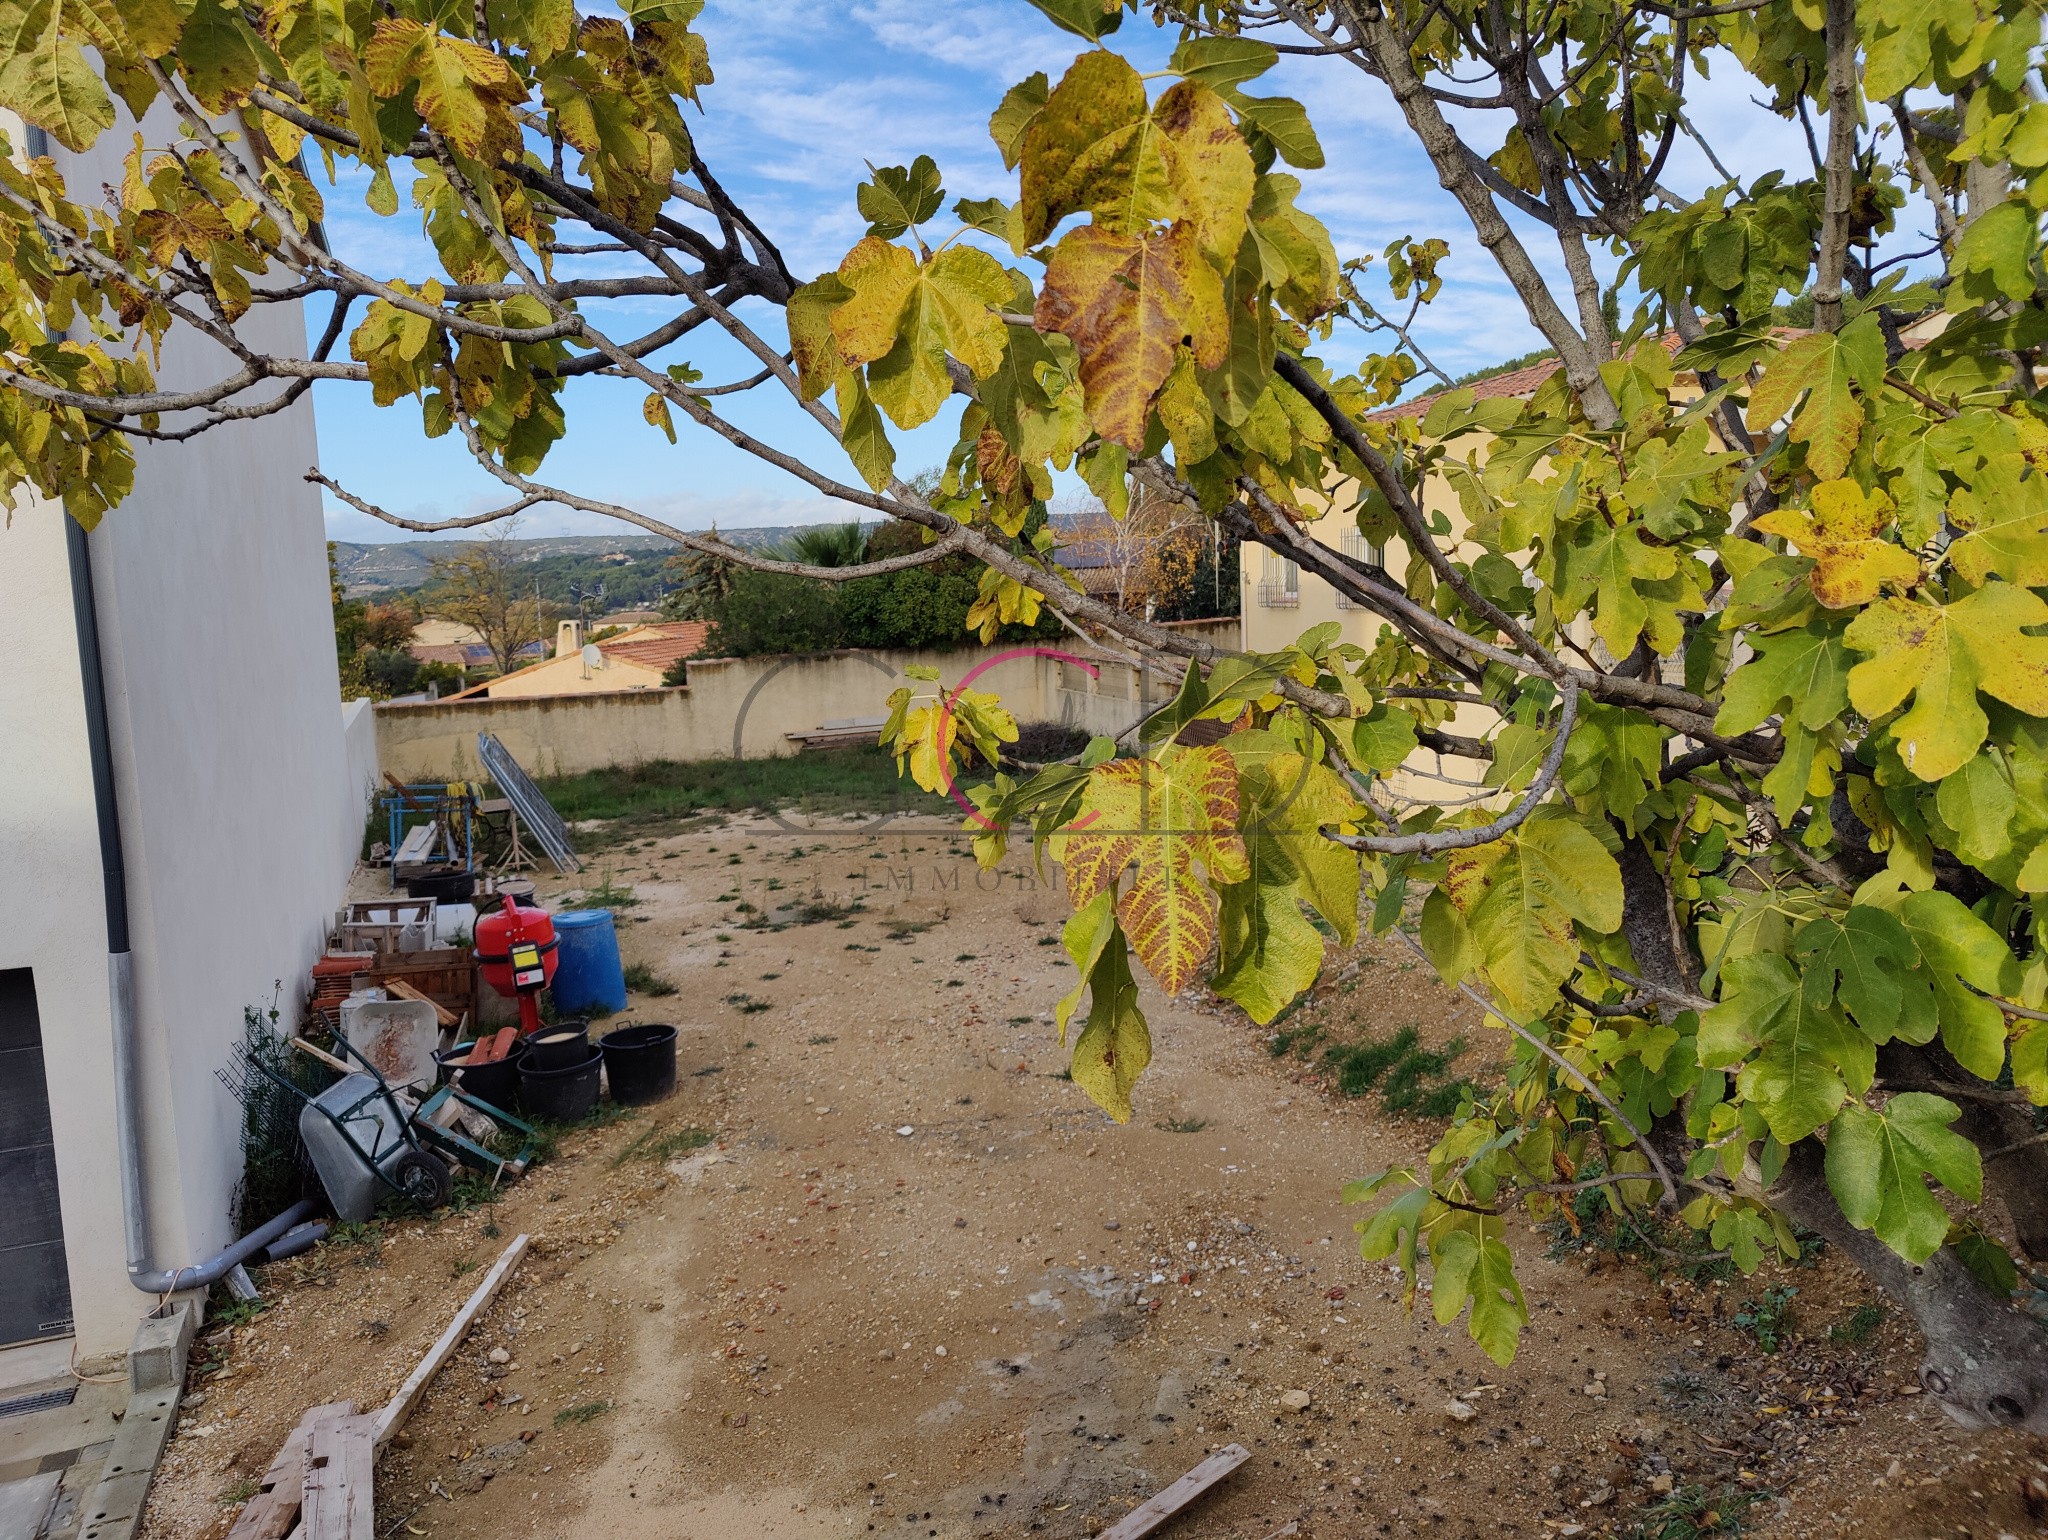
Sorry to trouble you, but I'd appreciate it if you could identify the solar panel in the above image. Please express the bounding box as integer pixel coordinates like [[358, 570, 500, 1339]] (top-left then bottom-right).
[[476, 733, 582, 874]]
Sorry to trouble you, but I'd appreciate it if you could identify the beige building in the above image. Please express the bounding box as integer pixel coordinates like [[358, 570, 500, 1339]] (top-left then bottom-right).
[[449, 619, 709, 700]]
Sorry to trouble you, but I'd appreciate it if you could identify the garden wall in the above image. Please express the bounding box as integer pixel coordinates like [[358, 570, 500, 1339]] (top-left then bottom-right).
[[371, 625, 1239, 781]]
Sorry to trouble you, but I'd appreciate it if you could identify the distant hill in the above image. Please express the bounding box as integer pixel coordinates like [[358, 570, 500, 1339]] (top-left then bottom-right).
[[333, 529, 808, 599]]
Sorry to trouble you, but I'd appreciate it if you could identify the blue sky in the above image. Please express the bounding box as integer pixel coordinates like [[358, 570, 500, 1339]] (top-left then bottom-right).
[[316, 0, 1819, 542]]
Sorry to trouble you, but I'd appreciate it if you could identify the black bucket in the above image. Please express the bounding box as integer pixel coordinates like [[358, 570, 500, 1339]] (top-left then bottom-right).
[[439, 1040, 524, 1113], [599, 1023, 678, 1107], [520, 1044, 603, 1122], [404, 866, 476, 903], [527, 1022, 590, 1070]]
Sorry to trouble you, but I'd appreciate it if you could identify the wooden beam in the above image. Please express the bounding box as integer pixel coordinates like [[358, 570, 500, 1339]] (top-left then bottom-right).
[[1094, 1445, 1250, 1540], [370, 1234, 529, 1450]]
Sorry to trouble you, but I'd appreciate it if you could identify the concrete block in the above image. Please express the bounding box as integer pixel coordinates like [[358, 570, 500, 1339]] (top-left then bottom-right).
[[125, 1301, 197, 1395]]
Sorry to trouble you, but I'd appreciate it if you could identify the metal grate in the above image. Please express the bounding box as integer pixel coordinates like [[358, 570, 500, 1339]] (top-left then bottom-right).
[[0, 1385, 76, 1420], [1255, 580, 1300, 609]]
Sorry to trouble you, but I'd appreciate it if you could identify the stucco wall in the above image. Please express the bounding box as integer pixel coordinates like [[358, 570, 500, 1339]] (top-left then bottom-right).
[[374, 640, 1215, 781], [0, 109, 358, 1357]]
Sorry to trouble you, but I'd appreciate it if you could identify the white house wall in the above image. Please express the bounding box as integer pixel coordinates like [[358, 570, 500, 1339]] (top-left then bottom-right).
[[0, 106, 359, 1357]]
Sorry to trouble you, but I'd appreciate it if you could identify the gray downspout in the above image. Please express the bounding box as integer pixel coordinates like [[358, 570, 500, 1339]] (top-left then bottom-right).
[[66, 503, 319, 1295]]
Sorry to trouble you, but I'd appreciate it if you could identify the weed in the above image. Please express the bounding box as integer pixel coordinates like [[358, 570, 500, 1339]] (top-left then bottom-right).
[[611, 1124, 713, 1167], [808, 1034, 837, 1045], [622, 963, 677, 997], [946, 979, 965, 988], [1156, 1116, 1209, 1134], [205, 1290, 268, 1329], [580, 871, 638, 909], [1050, 1066, 1073, 1081], [448, 1171, 501, 1215], [221, 1478, 261, 1506], [723, 992, 772, 1014], [954, 953, 978, 962], [888, 919, 939, 940], [846, 942, 881, 953], [760, 972, 781, 981], [1622, 1483, 1766, 1539], [554, 1401, 613, 1427], [1036, 935, 1060, 947], [743, 1039, 755, 1048], [452, 1258, 480, 1278], [692, 1065, 723, 1077], [715, 932, 732, 943], [1829, 1301, 1884, 1345], [1007, 1015, 1035, 1025], [1732, 1285, 1798, 1352]]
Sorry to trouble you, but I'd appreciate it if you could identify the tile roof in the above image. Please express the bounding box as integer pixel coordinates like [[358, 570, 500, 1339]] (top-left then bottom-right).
[[1368, 332, 1697, 423], [598, 620, 710, 673]]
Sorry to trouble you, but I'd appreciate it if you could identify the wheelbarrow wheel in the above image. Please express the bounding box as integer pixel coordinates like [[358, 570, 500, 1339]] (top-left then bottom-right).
[[388, 1149, 454, 1211]]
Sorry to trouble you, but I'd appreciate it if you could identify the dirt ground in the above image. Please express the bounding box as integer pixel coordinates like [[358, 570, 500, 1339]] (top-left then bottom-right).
[[142, 815, 2047, 1540]]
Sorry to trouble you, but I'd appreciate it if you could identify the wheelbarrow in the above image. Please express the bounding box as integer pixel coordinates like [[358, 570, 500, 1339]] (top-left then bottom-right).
[[251, 1033, 455, 1223], [280, 1033, 540, 1204]]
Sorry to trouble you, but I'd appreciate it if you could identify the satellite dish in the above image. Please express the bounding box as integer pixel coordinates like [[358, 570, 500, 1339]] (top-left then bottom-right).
[[581, 643, 604, 671]]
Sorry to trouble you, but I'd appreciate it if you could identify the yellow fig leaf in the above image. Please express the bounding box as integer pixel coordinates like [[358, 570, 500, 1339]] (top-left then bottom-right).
[[1845, 582, 2048, 781], [1053, 746, 1248, 995], [1753, 480, 1920, 610], [1034, 221, 1226, 450]]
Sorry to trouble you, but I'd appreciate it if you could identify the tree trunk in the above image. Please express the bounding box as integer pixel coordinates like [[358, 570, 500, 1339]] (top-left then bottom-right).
[[1771, 1140, 2048, 1435]]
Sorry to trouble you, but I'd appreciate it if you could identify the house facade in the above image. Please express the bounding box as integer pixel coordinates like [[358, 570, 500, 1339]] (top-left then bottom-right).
[[0, 109, 373, 1371]]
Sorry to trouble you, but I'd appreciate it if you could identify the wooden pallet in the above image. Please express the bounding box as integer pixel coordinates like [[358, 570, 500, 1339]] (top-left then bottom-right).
[[224, 1402, 355, 1540]]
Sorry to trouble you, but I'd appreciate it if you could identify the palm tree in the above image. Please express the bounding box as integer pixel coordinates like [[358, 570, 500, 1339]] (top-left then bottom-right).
[[775, 521, 869, 568]]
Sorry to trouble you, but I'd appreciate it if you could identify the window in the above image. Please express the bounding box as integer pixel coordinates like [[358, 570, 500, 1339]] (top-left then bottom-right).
[[1257, 553, 1300, 609], [1336, 529, 1384, 609]]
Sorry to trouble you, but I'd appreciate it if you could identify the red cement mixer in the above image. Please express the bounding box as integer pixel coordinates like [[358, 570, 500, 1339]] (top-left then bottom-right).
[[474, 895, 557, 1036]]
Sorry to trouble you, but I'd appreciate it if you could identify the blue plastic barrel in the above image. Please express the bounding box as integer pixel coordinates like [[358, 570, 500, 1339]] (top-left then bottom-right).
[[550, 908, 628, 1014]]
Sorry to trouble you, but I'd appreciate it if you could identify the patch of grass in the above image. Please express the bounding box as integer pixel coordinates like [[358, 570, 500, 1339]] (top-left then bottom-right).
[[612, 1124, 713, 1167], [452, 1258, 480, 1278], [692, 1065, 723, 1077], [1622, 1483, 1767, 1539], [846, 942, 881, 953], [1829, 1301, 1884, 1345], [1007, 1015, 1035, 1025], [1269, 1019, 1477, 1116], [534, 748, 947, 847], [554, 1400, 613, 1427], [578, 870, 638, 909], [760, 972, 781, 981], [221, 1478, 262, 1506], [953, 952, 978, 962], [807, 1034, 837, 1045], [888, 919, 940, 940], [1036, 935, 1060, 947], [1156, 1116, 1209, 1134], [448, 1170, 502, 1215], [1733, 1285, 1798, 1352], [623, 963, 677, 997], [723, 992, 772, 1014]]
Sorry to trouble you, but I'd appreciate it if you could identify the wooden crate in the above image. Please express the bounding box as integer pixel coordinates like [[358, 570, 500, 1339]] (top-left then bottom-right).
[[364, 948, 477, 1032]]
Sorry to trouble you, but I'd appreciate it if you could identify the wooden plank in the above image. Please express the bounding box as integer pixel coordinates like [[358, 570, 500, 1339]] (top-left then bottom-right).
[[300, 1413, 374, 1540], [225, 1403, 353, 1540], [1095, 1445, 1251, 1540], [383, 978, 458, 1029], [289, 1037, 353, 1077], [370, 1235, 529, 1450]]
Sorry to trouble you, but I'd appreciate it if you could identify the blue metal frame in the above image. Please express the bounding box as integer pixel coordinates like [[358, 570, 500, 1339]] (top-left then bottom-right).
[[381, 782, 478, 889]]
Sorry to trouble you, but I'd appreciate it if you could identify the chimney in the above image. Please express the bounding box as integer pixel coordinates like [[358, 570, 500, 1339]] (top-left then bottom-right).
[[555, 619, 583, 658]]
